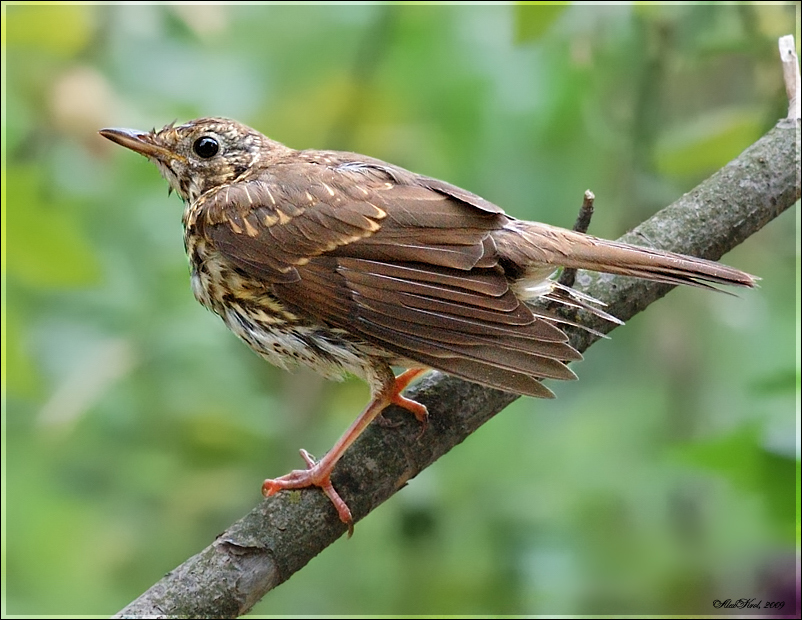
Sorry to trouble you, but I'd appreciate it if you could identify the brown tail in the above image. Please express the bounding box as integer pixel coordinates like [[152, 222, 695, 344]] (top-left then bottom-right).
[[498, 220, 758, 290]]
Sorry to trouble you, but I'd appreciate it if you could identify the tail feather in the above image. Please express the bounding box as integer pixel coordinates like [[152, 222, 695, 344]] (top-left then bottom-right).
[[499, 220, 758, 290]]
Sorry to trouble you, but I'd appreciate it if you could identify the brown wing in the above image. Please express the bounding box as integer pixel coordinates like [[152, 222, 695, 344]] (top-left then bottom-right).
[[279, 257, 581, 398], [200, 158, 580, 397], [194, 162, 389, 283]]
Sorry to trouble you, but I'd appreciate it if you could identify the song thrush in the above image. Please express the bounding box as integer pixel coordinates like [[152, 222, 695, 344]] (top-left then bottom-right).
[[100, 117, 756, 534]]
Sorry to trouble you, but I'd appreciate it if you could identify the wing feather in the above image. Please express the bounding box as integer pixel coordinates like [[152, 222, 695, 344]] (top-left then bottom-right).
[[199, 157, 578, 397]]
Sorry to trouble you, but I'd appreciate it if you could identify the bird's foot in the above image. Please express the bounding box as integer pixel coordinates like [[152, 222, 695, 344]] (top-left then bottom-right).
[[262, 368, 428, 537], [262, 449, 354, 536], [390, 368, 429, 437]]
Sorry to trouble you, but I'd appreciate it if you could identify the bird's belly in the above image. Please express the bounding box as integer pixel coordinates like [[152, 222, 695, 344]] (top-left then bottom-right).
[[188, 245, 372, 381], [220, 303, 367, 381]]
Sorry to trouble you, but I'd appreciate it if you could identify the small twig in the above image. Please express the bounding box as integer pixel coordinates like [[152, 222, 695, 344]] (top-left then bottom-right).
[[558, 190, 595, 288], [572, 189, 596, 235], [779, 35, 800, 120]]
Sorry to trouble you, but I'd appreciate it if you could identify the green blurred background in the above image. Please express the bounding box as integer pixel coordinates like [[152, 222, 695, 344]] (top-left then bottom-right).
[[3, 3, 799, 616]]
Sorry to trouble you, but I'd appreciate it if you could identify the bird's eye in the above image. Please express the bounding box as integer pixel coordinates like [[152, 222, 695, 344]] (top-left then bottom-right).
[[193, 136, 219, 158]]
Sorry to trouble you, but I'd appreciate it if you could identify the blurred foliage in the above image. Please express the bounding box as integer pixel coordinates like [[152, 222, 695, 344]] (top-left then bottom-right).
[[3, 3, 799, 616], [515, 3, 570, 43]]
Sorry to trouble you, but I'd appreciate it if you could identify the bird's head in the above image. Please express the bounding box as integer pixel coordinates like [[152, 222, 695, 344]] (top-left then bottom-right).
[[99, 117, 291, 202]]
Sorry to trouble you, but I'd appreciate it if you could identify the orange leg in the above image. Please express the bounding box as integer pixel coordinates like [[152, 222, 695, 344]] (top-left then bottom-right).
[[388, 368, 428, 422], [262, 368, 428, 535]]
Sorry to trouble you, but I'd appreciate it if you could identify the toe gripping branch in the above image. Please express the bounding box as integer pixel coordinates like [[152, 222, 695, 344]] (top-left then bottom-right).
[[262, 368, 428, 536]]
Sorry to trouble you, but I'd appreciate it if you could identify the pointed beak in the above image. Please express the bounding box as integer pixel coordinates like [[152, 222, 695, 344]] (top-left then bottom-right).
[[99, 127, 183, 162]]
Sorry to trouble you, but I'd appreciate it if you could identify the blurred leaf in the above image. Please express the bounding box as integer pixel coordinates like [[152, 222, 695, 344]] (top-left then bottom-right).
[[759, 451, 800, 543], [162, 5, 203, 42], [655, 107, 764, 177], [675, 424, 762, 491], [674, 425, 799, 542], [633, 3, 679, 17], [2, 306, 41, 397], [266, 73, 355, 148], [4, 91, 34, 156], [751, 368, 800, 395], [4, 5, 94, 56], [5, 167, 102, 287], [514, 3, 568, 44]]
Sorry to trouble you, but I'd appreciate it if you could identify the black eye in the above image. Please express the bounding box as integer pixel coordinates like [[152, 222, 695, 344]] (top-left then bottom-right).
[[193, 136, 219, 158]]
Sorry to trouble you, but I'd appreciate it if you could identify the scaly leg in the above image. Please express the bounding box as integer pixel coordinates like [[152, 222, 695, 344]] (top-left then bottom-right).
[[262, 368, 428, 535]]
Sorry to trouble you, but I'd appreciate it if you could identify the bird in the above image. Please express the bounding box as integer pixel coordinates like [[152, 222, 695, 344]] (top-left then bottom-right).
[[99, 117, 757, 534]]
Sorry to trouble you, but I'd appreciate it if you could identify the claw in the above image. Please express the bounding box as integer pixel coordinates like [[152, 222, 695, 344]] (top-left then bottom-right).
[[262, 451, 354, 536]]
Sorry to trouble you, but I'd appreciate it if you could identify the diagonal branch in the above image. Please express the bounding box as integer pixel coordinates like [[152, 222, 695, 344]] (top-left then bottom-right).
[[113, 110, 800, 619]]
